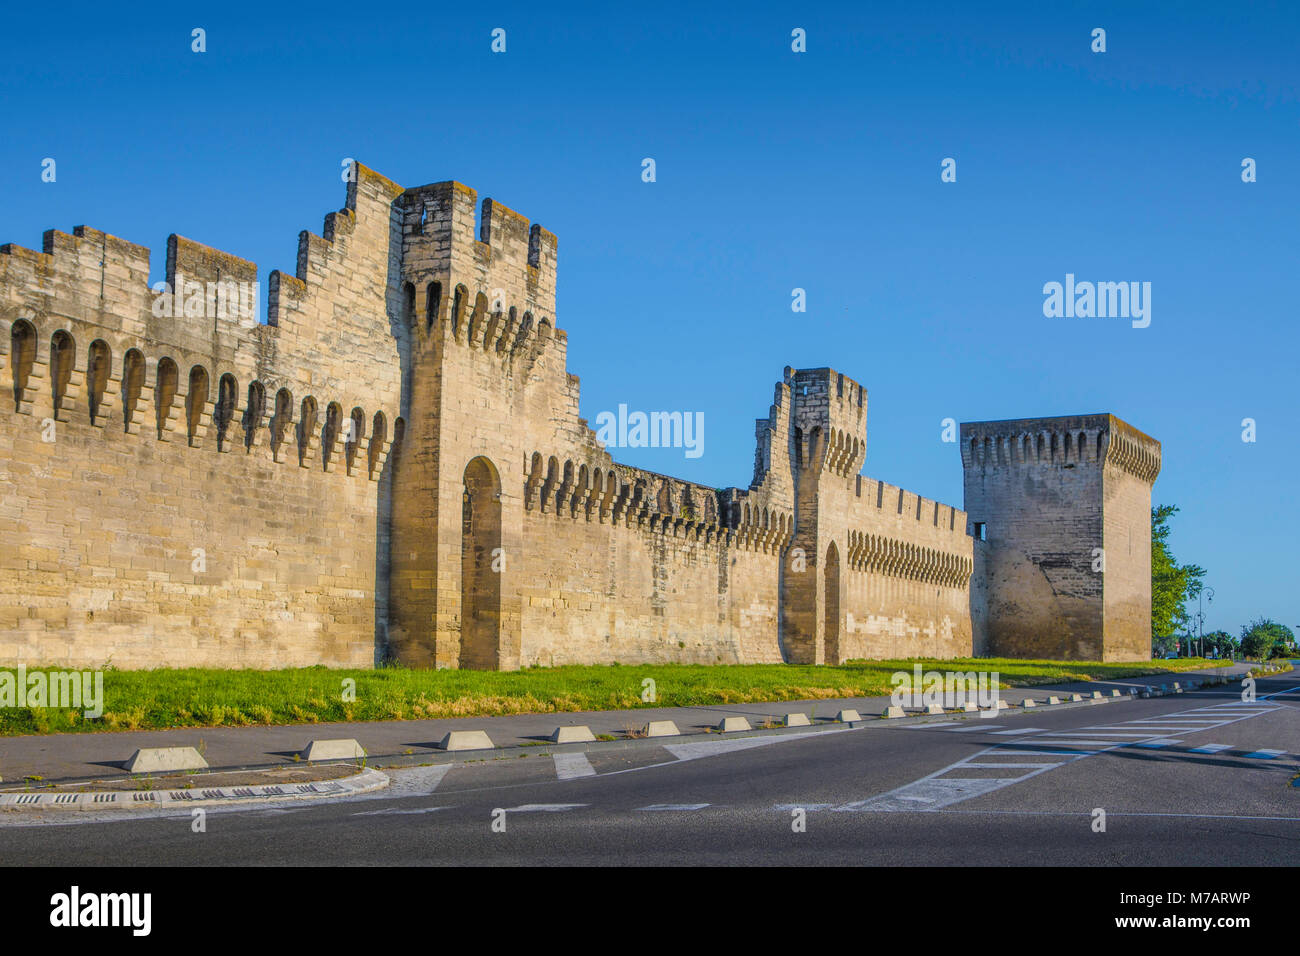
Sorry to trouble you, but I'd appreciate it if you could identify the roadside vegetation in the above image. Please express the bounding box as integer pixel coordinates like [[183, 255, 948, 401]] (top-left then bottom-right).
[[0, 655, 1230, 736]]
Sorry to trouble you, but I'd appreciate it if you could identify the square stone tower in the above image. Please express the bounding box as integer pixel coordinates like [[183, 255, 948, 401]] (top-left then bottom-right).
[[385, 181, 560, 670], [960, 414, 1161, 661]]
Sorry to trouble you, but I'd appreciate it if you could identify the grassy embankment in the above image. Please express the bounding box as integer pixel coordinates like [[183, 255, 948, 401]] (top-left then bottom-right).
[[0, 656, 1233, 736]]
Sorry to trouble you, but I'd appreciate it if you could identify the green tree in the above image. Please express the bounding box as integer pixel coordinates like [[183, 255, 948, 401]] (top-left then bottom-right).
[[1239, 618, 1294, 659], [1151, 505, 1206, 646], [1201, 629, 1236, 659]]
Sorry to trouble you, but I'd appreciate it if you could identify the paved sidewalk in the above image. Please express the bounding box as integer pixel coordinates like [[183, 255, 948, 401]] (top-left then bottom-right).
[[0, 662, 1254, 784]]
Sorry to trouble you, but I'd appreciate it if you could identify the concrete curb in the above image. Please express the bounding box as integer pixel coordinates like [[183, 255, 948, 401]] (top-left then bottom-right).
[[0, 767, 389, 812], [3, 664, 1250, 784]]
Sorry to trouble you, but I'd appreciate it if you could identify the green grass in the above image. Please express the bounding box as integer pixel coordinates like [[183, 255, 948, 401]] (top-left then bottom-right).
[[0, 656, 1230, 736]]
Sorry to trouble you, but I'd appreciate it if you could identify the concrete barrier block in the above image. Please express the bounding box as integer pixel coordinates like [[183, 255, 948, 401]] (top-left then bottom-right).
[[1173, 682, 1183, 693], [438, 730, 495, 751], [1047, 696, 1062, 705], [961, 701, 978, 712], [550, 725, 596, 743], [784, 712, 812, 726], [836, 709, 862, 723], [995, 699, 1010, 709], [1069, 694, 1083, 702], [1091, 691, 1104, 700], [884, 706, 906, 719], [643, 720, 680, 737], [924, 704, 945, 716], [716, 716, 751, 733], [300, 738, 366, 761], [1022, 698, 1037, 708], [123, 747, 208, 774], [1111, 689, 1123, 697]]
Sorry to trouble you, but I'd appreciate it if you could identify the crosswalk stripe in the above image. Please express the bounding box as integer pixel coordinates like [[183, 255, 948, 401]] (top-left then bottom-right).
[[504, 803, 587, 812], [900, 722, 960, 728], [553, 752, 596, 780], [1133, 739, 1182, 748], [1242, 749, 1286, 759], [1188, 744, 1233, 754], [963, 761, 1062, 769], [637, 803, 711, 811], [990, 728, 1046, 735], [1028, 739, 1125, 748]]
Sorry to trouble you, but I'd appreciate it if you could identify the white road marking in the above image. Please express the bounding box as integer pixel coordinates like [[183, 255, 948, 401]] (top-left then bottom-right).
[[837, 777, 1023, 812], [353, 806, 450, 817], [836, 699, 1285, 812], [990, 728, 1047, 735], [899, 722, 960, 729], [1242, 749, 1286, 759], [664, 728, 843, 762], [1188, 744, 1233, 754], [949, 725, 1002, 732], [553, 752, 596, 780], [961, 762, 1062, 769], [637, 803, 711, 811], [504, 803, 587, 812], [1025, 739, 1129, 748], [772, 803, 835, 811]]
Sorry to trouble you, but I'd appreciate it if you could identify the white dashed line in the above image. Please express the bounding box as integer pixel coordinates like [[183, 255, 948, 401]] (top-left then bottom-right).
[[637, 803, 711, 811]]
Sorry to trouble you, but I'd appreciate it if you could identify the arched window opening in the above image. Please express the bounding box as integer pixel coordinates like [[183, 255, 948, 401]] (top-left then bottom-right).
[[346, 407, 366, 474], [214, 374, 237, 451], [87, 340, 111, 424], [154, 357, 179, 439], [9, 321, 37, 411], [461, 456, 503, 670], [368, 411, 388, 479], [186, 365, 209, 446], [426, 281, 441, 332], [243, 381, 266, 451], [122, 349, 145, 431], [50, 331, 76, 419], [297, 397, 318, 464], [322, 402, 342, 470]]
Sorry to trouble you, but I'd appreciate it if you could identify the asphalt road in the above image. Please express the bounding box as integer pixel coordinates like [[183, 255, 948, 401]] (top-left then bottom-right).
[[3, 670, 1296, 866]]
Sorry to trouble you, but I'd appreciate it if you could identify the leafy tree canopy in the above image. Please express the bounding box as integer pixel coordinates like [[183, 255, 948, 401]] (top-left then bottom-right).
[[1151, 504, 1206, 641], [1240, 618, 1295, 659]]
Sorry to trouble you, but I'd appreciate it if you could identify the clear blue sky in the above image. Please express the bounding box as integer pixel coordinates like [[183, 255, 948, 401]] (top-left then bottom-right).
[[2, 1, 1295, 637]]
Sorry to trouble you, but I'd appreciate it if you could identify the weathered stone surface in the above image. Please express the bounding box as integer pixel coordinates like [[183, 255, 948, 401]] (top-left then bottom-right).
[[0, 164, 1158, 671], [961, 415, 1159, 662], [643, 720, 679, 738]]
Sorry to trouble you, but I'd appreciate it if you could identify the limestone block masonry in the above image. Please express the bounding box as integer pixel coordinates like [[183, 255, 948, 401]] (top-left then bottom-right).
[[0, 163, 1161, 669]]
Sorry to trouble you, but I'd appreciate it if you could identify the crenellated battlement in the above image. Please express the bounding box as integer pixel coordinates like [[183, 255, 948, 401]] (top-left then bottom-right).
[[396, 182, 558, 354], [785, 366, 867, 478], [959, 413, 1161, 485], [0, 159, 1159, 670]]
